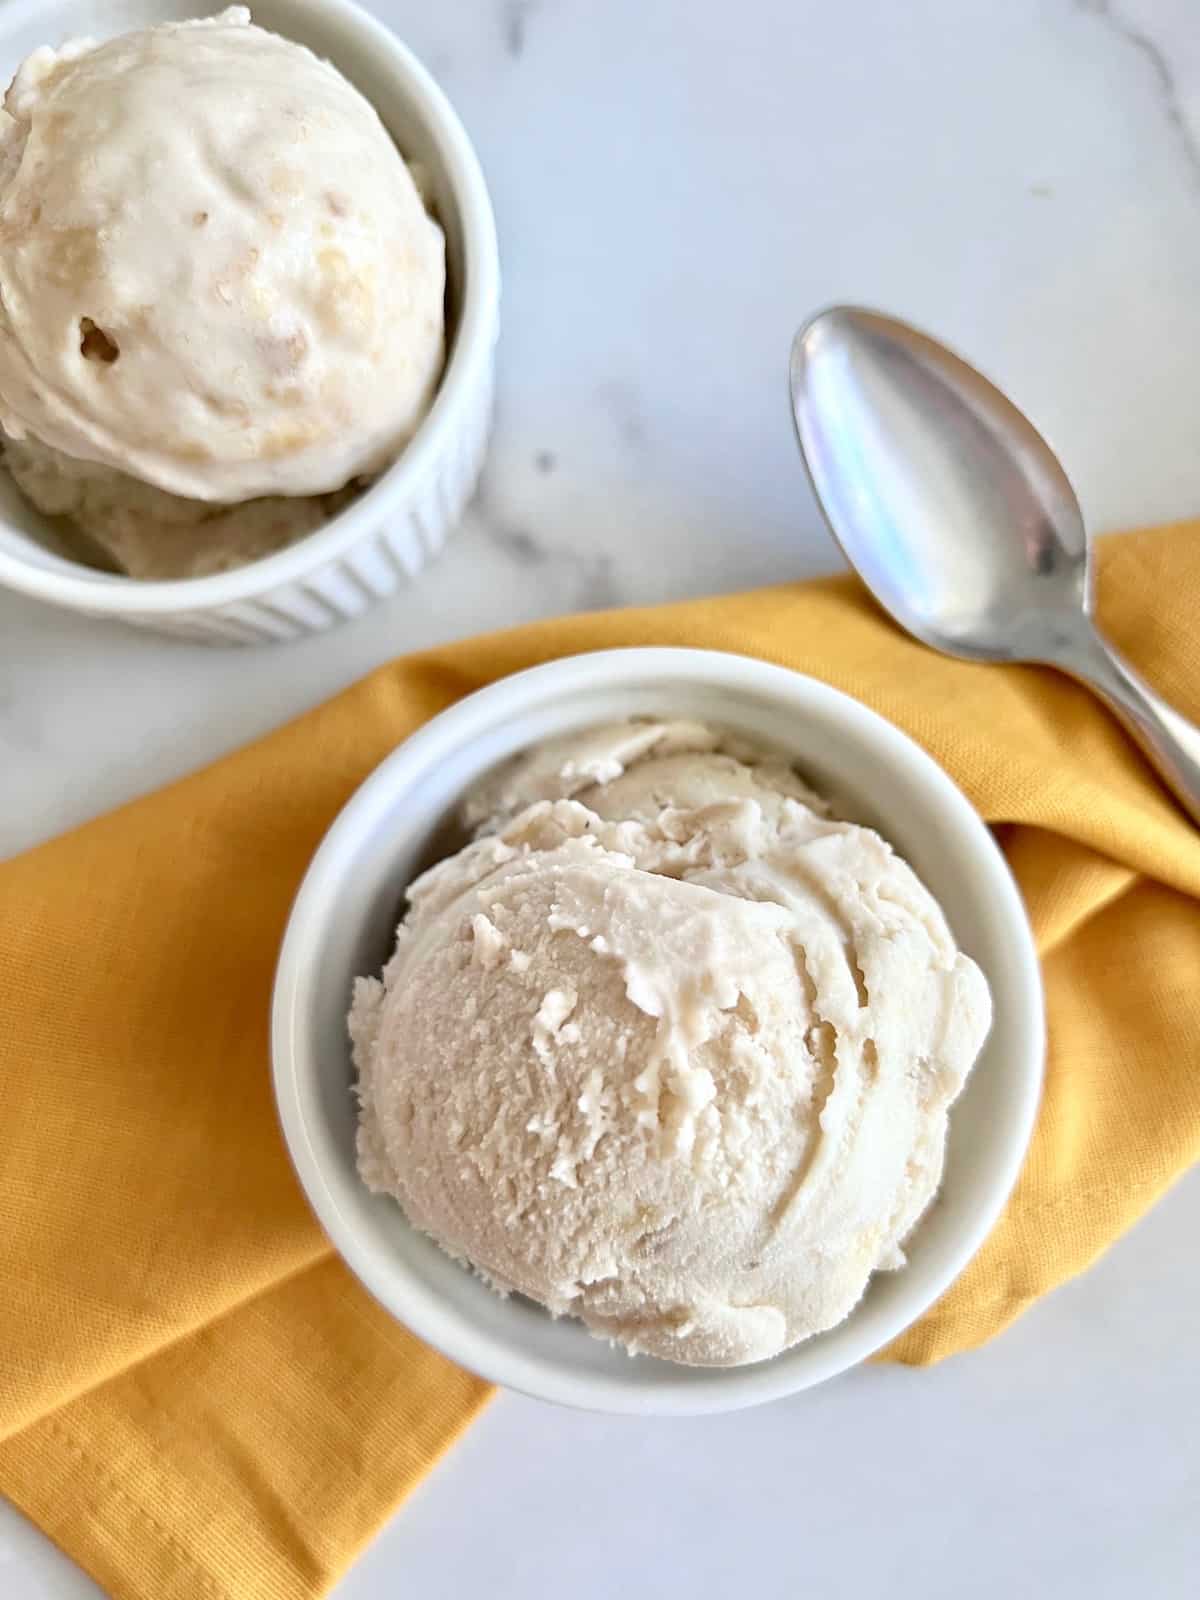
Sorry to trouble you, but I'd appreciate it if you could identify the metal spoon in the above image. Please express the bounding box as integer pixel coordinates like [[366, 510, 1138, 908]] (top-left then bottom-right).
[[789, 306, 1200, 826]]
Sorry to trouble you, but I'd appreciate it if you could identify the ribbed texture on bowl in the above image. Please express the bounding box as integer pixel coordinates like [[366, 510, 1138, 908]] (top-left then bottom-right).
[[0, 0, 500, 645], [113, 361, 494, 646]]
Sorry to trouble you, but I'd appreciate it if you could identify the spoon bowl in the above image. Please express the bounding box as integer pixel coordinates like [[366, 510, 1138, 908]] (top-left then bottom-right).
[[790, 307, 1200, 825], [790, 307, 1089, 662]]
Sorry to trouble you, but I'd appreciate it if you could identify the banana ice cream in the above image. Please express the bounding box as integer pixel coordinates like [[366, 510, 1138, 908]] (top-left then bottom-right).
[[0, 8, 444, 577], [351, 721, 992, 1369]]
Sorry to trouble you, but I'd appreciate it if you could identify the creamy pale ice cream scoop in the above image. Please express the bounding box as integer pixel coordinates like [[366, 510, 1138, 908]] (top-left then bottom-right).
[[0, 432, 353, 578], [351, 721, 992, 1368], [0, 7, 444, 573]]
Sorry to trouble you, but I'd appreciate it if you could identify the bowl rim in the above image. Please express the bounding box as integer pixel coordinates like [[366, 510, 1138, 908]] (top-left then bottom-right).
[[0, 0, 500, 614], [272, 647, 1046, 1414]]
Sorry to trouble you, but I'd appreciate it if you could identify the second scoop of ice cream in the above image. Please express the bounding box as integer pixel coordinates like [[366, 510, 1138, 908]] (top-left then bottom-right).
[[0, 7, 444, 513], [352, 722, 992, 1368]]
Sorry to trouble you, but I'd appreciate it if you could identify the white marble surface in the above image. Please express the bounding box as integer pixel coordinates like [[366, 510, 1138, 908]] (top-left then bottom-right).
[[2, 0, 1200, 1593]]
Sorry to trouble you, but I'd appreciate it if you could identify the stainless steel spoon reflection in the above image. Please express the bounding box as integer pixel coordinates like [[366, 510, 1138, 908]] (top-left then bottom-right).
[[789, 306, 1200, 826]]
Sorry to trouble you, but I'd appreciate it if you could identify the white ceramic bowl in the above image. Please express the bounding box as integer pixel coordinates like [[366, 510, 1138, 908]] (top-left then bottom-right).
[[0, 0, 499, 644], [273, 649, 1044, 1414]]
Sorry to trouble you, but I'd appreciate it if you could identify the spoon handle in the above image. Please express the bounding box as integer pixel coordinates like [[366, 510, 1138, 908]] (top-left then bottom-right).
[[1055, 621, 1200, 827]]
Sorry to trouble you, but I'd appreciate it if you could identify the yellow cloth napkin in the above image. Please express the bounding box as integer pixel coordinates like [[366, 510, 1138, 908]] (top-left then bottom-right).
[[3, 521, 1200, 1600]]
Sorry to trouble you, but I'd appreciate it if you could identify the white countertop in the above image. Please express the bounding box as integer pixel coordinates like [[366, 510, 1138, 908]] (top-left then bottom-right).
[[2, 0, 1199, 1593]]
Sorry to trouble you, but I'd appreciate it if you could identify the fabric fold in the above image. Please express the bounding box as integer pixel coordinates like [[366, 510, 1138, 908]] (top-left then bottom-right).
[[2, 522, 1198, 1599]]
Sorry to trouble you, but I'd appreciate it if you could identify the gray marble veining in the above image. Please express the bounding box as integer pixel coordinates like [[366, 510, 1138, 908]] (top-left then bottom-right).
[[1, 0, 1199, 856], [502, 0, 541, 59], [1, 6, 1200, 1597], [1080, 0, 1200, 189]]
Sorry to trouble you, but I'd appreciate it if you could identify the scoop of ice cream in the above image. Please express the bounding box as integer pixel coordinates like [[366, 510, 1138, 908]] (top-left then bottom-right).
[[0, 8, 444, 505], [352, 722, 992, 1368], [1, 432, 350, 577]]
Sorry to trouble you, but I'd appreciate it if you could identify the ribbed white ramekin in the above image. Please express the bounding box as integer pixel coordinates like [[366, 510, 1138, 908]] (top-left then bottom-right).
[[0, 0, 500, 645]]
